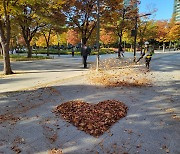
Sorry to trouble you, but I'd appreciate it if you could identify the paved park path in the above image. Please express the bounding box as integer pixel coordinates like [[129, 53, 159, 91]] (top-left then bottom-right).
[[0, 51, 180, 154], [0, 51, 178, 93]]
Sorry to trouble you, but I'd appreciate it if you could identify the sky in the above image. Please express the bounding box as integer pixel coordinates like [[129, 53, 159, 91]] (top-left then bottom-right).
[[139, 0, 174, 20]]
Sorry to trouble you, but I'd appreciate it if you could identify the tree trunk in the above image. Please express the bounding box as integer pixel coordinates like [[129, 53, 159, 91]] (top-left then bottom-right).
[[2, 43, 13, 75], [124, 41, 126, 51], [0, 0, 13, 75], [81, 37, 87, 46], [47, 45, 49, 56], [42, 29, 51, 57], [140, 41, 143, 55], [117, 8, 125, 58], [58, 42, 60, 56], [163, 42, 165, 52], [131, 44, 133, 52], [174, 43, 176, 51], [118, 35, 122, 58], [0, 43, 3, 56], [27, 41, 32, 58], [169, 41, 171, 51]]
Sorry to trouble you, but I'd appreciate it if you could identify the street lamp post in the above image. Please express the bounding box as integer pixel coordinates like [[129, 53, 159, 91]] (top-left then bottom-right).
[[133, 16, 138, 62], [96, 0, 100, 71], [118, 7, 126, 58], [133, 13, 151, 62]]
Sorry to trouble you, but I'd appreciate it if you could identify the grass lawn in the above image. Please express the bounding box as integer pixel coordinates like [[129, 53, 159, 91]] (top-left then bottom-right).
[[0, 55, 52, 61], [0, 48, 117, 62], [32, 48, 116, 55]]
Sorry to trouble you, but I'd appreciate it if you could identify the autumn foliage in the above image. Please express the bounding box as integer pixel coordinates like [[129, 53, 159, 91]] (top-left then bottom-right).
[[67, 29, 80, 45], [100, 29, 117, 46], [155, 20, 169, 43]]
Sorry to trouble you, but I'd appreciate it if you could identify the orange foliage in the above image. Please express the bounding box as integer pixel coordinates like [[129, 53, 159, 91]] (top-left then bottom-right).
[[156, 20, 168, 42], [67, 29, 80, 45], [100, 29, 117, 45]]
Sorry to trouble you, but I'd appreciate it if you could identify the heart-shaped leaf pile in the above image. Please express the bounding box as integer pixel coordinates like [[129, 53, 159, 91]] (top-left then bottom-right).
[[54, 100, 128, 137]]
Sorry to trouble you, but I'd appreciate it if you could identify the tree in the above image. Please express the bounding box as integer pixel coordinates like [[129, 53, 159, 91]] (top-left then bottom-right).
[[10, 20, 23, 51], [101, 0, 140, 57], [15, 0, 48, 58], [0, 43, 2, 56], [155, 20, 168, 52], [138, 19, 157, 53], [15, 0, 66, 58], [122, 31, 134, 51], [0, 0, 15, 74], [40, 1, 66, 56], [166, 16, 180, 49], [63, 0, 98, 45], [42, 27, 52, 56], [168, 23, 180, 41]]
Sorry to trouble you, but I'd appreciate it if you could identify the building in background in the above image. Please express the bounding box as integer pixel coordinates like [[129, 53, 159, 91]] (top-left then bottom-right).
[[173, 0, 180, 21]]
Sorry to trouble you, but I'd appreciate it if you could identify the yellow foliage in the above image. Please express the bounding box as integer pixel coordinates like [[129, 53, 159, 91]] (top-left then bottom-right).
[[167, 23, 180, 41]]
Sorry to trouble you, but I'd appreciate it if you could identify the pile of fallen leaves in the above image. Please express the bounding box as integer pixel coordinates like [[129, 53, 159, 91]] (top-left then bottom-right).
[[54, 100, 128, 137], [89, 58, 152, 87]]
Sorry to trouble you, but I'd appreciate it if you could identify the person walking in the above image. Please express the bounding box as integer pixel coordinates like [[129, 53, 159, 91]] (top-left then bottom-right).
[[81, 44, 88, 68], [137, 41, 154, 70], [72, 47, 75, 57], [118, 45, 124, 58]]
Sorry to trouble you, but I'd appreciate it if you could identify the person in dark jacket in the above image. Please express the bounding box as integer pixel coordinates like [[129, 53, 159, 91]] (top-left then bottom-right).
[[118, 45, 124, 58], [71, 47, 75, 57], [81, 44, 88, 68]]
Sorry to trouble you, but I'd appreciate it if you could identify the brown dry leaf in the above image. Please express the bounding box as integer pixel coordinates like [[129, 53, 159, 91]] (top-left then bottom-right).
[[49, 134, 57, 143], [54, 100, 128, 137], [88, 58, 152, 87], [172, 114, 180, 121], [11, 146, 21, 154]]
